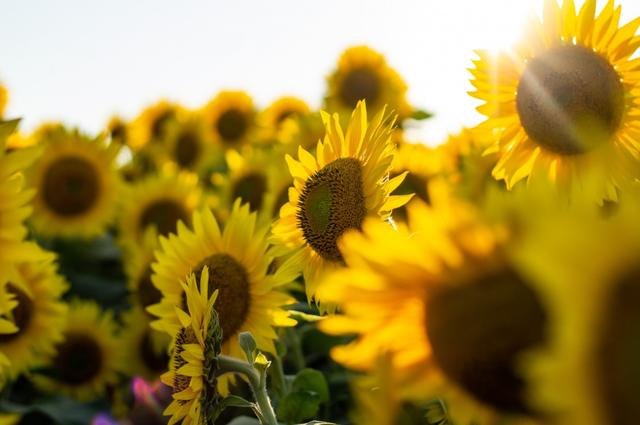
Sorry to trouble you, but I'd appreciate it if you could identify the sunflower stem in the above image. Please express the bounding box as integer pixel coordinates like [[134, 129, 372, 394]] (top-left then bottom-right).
[[217, 354, 279, 425]]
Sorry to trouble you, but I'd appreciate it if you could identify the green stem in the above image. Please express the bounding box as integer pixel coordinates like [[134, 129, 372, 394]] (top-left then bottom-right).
[[270, 353, 288, 397], [217, 355, 279, 425]]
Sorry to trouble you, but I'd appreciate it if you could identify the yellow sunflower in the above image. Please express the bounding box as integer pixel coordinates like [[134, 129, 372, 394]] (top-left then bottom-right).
[[318, 187, 548, 425], [0, 121, 50, 267], [470, 0, 640, 201], [148, 201, 299, 388], [27, 128, 121, 238], [161, 268, 220, 425], [119, 307, 170, 381], [117, 169, 201, 247], [129, 100, 183, 151], [325, 46, 412, 123], [258, 96, 311, 143], [0, 84, 7, 118], [272, 101, 412, 304], [201, 91, 256, 149], [518, 192, 640, 425], [0, 255, 68, 380], [107, 116, 130, 147], [34, 299, 121, 401]]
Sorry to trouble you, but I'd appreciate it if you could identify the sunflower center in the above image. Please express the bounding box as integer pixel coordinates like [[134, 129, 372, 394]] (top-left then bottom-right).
[[151, 110, 176, 140], [193, 253, 250, 341], [231, 173, 267, 212], [339, 67, 381, 108], [174, 131, 201, 168], [216, 108, 248, 143], [391, 171, 429, 222], [53, 332, 103, 385], [297, 157, 366, 263], [276, 110, 297, 126], [42, 156, 100, 217], [516, 45, 624, 155], [425, 266, 547, 414], [0, 283, 33, 344], [173, 326, 197, 397], [137, 266, 163, 311], [139, 199, 189, 237], [597, 268, 640, 425], [110, 123, 127, 144], [140, 330, 169, 374]]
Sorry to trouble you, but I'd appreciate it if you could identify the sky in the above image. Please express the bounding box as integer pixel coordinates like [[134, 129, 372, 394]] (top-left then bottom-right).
[[2, 0, 640, 145]]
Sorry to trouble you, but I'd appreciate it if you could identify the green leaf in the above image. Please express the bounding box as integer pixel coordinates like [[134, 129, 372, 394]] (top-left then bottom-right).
[[239, 331, 257, 363], [221, 395, 255, 409], [410, 109, 434, 121], [292, 369, 329, 403], [288, 310, 325, 322], [277, 391, 321, 424]]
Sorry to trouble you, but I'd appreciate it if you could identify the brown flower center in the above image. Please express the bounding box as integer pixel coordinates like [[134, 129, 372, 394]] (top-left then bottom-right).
[[110, 123, 127, 144], [0, 283, 33, 344], [174, 131, 201, 168], [53, 332, 103, 385], [172, 326, 197, 397], [216, 108, 248, 143], [516, 45, 624, 155], [192, 253, 250, 341], [139, 199, 189, 238], [597, 268, 640, 425], [339, 67, 381, 108], [42, 156, 100, 217], [231, 172, 267, 212], [140, 330, 169, 374], [425, 266, 547, 414], [297, 157, 366, 263]]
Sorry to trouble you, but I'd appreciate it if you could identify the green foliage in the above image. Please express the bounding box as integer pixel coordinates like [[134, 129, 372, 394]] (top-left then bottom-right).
[[278, 390, 322, 424]]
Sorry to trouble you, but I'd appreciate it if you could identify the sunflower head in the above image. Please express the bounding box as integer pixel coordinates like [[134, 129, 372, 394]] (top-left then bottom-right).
[[28, 128, 122, 238], [325, 46, 412, 122], [119, 307, 170, 381], [107, 116, 129, 147], [129, 100, 183, 151], [273, 100, 412, 303], [202, 91, 256, 149], [470, 0, 640, 201], [258, 96, 312, 143]]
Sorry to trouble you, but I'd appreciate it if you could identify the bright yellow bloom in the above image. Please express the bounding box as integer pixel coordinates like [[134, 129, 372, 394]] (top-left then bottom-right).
[[129, 100, 183, 151], [201, 91, 255, 150], [258, 96, 311, 143], [0, 84, 7, 118], [470, 0, 640, 201], [272, 101, 411, 305]]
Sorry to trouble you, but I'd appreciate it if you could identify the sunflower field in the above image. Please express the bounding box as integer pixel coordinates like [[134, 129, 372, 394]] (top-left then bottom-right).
[[2, 0, 640, 424]]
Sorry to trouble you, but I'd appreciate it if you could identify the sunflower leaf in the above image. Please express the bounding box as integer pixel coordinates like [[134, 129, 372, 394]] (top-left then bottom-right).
[[239, 331, 258, 364]]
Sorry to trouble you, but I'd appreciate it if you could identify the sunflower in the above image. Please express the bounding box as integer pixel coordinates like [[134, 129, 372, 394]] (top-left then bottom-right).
[[119, 307, 170, 381], [470, 0, 640, 202], [201, 91, 255, 150], [272, 101, 412, 304], [318, 186, 549, 425], [107, 116, 130, 147], [160, 268, 221, 425], [213, 147, 291, 223], [389, 141, 447, 223], [117, 169, 201, 247], [0, 256, 68, 380], [121, 228, 164, 315], [129, 100, 183, 151], [148, 201, 298, 390], [325, 46, 412, 123], [27, 128, 121, 238], [0, 84, 7, 118], [517, 191, 640, 425], [258, 96, 311, 143], [0, 120, 51, 266], [34, 300, 121, 401]]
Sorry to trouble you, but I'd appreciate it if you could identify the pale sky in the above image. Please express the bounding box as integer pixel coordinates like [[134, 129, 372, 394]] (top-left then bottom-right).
[[2, 0, 639, 145]]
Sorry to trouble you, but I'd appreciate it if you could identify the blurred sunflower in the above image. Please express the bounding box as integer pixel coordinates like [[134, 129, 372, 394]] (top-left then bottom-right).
[[0, 84, 7, 118], [319, 186, 548, 424], [122, 228, 164, 314], [107, 116, 130, 147], [161, 268, 220, 425], [119, 307, 170, 381], [202, 91, 255, 149], [28, 128, 121, 238], [272, 101, 411, 305], [0, 121, 51, 265], [519, 193, 640, 425], [148, 202, 299, 392], [117, 170, 201, 246], [325, 46, 412, 122], [279, 111, 326, 155], [35, 300, 121, 401], [0, 256, 68, 380], [470, 0, 640, 201], [129, 100, 183, 151], [258, 96, 311, 143]]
